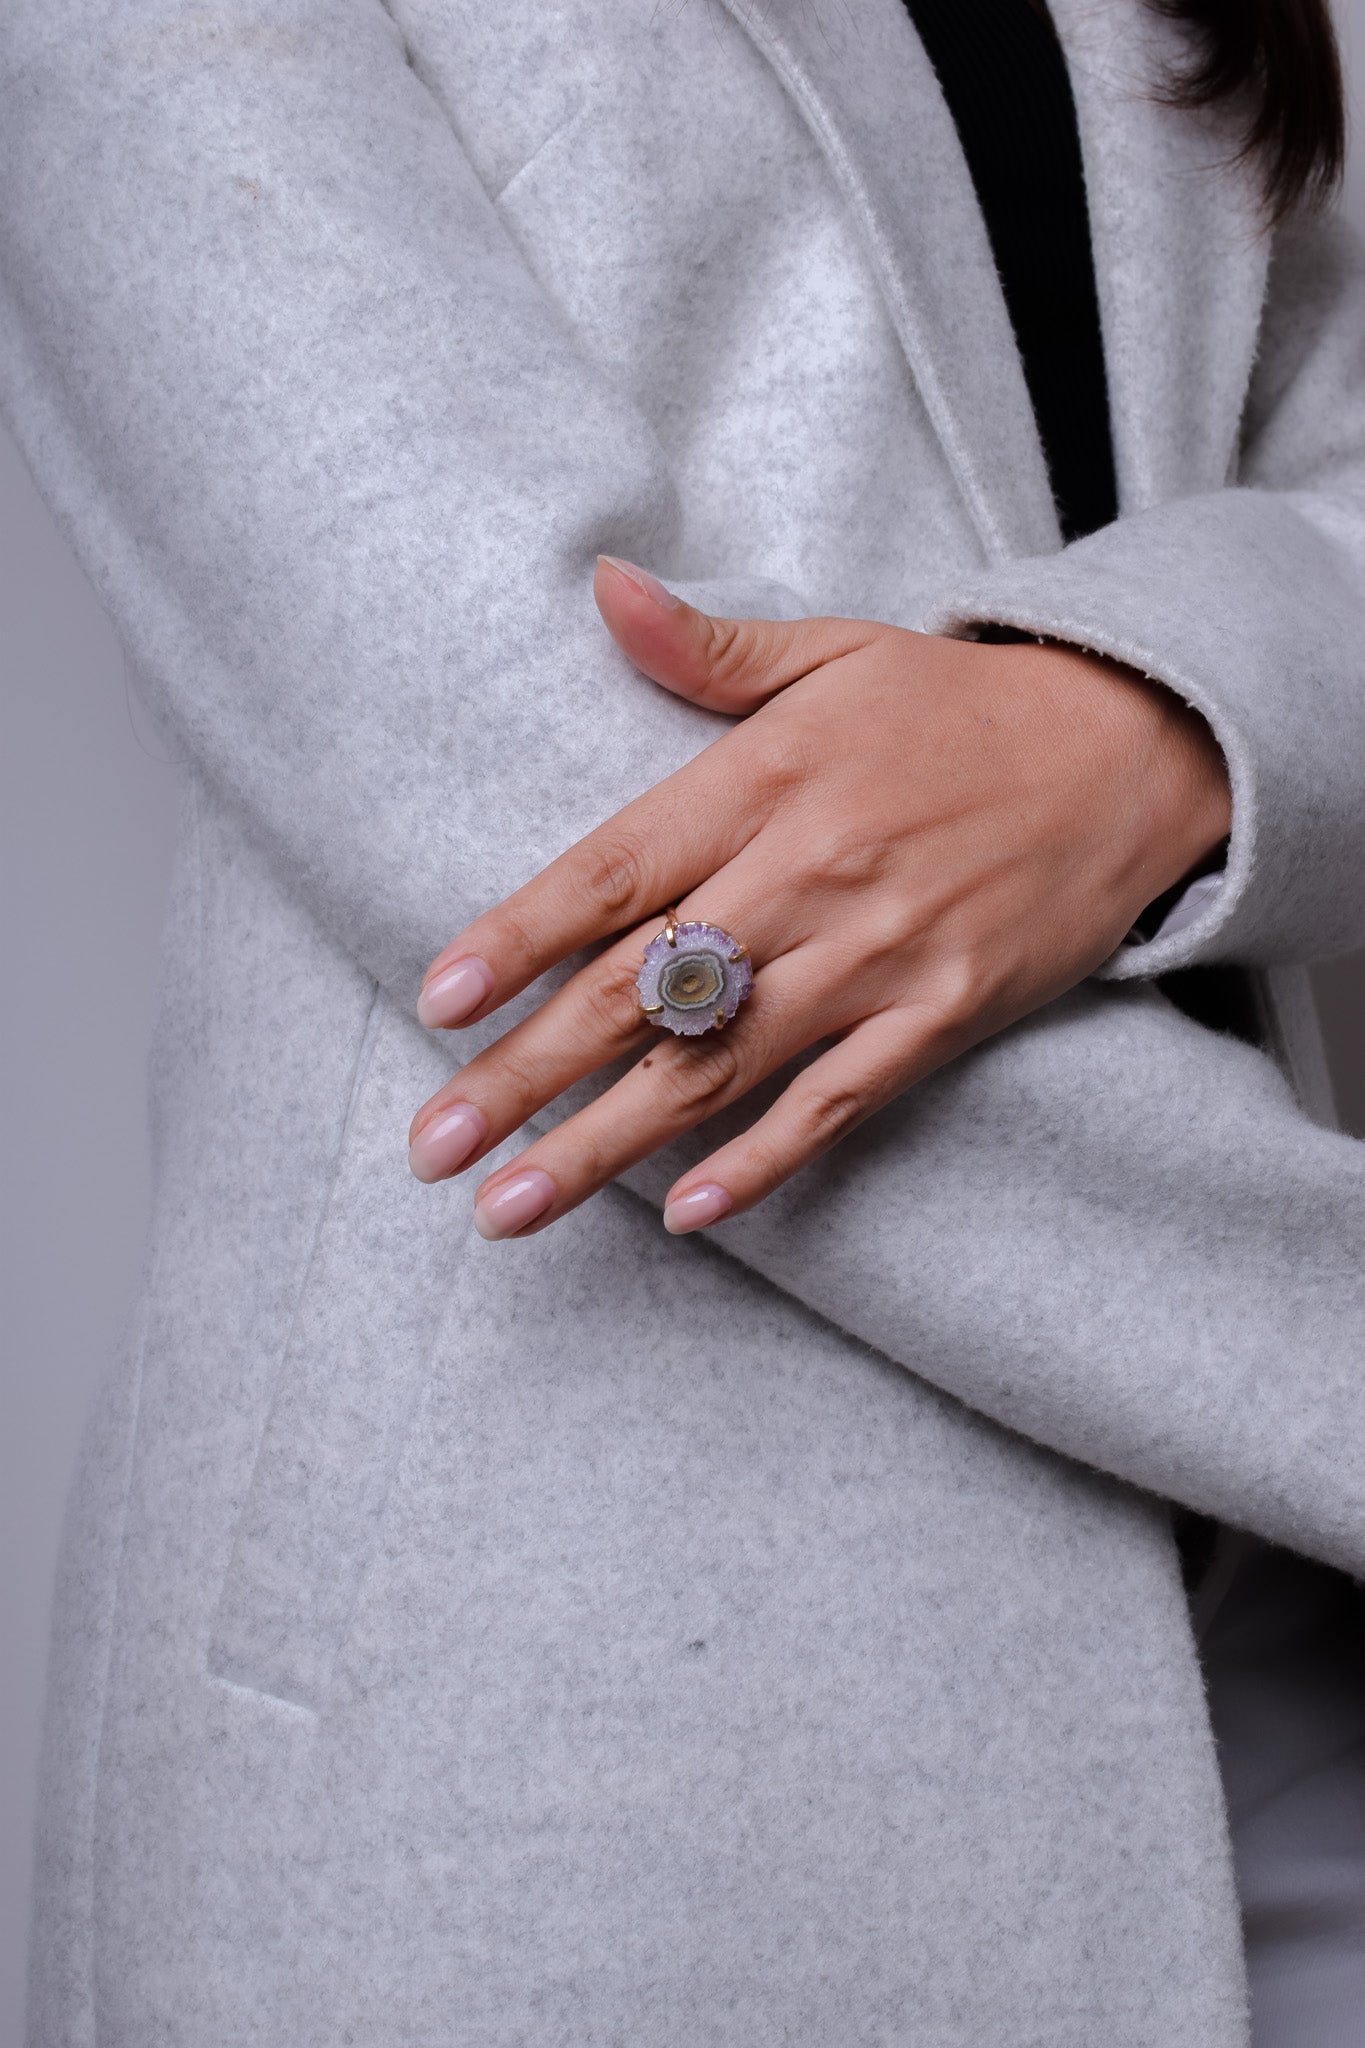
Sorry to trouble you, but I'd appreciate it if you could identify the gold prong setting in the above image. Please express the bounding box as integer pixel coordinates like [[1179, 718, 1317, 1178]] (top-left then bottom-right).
[[635, 916, 755, 1037]]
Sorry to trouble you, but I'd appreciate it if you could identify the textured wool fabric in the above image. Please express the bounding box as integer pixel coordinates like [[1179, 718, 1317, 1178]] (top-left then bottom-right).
[[4, 0, 1365, 2042]]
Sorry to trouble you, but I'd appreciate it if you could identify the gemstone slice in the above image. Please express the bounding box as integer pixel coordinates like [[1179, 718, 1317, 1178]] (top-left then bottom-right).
[[636, 921, 754, 1036]]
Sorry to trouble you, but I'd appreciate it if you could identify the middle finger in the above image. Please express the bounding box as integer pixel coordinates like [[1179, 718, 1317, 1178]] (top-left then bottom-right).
[[410, 841, 820, 1179], [407, 864, 856, 1186], [466, 934, 869, 1238]]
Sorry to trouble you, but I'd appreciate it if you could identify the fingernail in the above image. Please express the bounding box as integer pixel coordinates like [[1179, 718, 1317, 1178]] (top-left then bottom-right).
[[473, 1168, 556, 1241], [598, 555, 682, 610], [662, 1183, 733, 1235], [417, 956, 495, 1029], [408, 1102, 487, 1184]]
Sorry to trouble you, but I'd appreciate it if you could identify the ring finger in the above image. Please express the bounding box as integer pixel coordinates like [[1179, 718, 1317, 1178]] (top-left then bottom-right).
[[460, 934, 872, 1238], [408, 845, 829, 1183]]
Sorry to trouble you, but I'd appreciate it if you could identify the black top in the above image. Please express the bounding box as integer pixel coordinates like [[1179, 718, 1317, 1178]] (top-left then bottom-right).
[[901, 0, 1117, 542]]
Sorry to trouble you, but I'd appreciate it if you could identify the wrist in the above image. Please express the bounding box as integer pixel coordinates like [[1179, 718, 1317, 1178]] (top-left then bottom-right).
[[1015, 637, 1233, 924], [1130, 670, 1232, 883]]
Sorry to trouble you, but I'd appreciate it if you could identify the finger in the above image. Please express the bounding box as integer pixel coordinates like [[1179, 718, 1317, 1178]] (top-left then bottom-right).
[[659, 1005, 963, 1233], [594, 554, 879, 714], [417, 722, 780, 1029], [459, 942, 873, 1236], [409, 924, 656, 1182], [409, 849, 844, 1182]]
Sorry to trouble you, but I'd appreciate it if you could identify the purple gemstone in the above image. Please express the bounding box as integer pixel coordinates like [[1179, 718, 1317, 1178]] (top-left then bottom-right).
[[636, 921, 755, 1036]]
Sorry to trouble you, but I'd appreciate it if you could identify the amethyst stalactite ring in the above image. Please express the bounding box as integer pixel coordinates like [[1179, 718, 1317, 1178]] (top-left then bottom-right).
[[636, 909, 754, 1037]]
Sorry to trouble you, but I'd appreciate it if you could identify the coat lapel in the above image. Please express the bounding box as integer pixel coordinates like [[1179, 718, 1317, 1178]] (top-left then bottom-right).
[[719, 0, 1062, 564], [718, 0, 1270, 557]]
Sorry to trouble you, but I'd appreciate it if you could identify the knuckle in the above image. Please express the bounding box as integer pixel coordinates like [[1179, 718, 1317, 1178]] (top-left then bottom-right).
[[724, 1128, 788, 1191], [650, 1035, 743, 1119], [578, 833, 650, 927], [700, 614, 748, 683], [801, 821, 888, 892], [855, 896, 923, 969], [489, 903, 540, 979], [796, 1083, 868, 1150], [482, 1038, 548, 1109], [916, 953, 989, 1046], [594, 955, 656, 1046], [760, 722, 820, 800]]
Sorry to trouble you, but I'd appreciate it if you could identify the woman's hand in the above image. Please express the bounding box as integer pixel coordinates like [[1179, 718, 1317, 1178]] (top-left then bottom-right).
[[407, 556, 1231, 1238]]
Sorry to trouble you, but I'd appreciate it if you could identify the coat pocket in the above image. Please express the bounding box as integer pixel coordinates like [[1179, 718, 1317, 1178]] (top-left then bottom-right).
[[206, 990, 460, 1713]]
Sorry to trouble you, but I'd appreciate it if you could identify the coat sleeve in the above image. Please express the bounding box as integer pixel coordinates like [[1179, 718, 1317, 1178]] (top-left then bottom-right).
[[4, 0, 1364, 1578], [919, 205, 1365, 982]]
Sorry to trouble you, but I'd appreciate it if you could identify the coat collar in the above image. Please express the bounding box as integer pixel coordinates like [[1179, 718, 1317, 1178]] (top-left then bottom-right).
[[718, 0, 1271, 563]]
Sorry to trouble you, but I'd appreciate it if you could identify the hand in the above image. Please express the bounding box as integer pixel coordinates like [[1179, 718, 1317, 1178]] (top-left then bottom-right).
[[407, 555, 1231, 1238]]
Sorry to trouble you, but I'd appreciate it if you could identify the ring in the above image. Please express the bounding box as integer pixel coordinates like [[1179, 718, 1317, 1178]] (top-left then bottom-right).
[[636, 909, 754, 1037]]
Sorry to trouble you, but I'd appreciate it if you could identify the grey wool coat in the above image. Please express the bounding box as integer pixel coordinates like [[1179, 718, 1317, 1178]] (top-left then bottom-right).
[[6, 0, 1365, 2041]]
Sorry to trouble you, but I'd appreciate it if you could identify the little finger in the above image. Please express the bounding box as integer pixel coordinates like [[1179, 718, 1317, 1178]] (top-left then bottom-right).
[[660, 1005, 959, 1232], [465, 947, 871, 1237]]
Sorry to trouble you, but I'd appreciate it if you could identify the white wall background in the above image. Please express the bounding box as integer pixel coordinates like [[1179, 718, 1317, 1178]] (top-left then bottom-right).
[[5, 8, 1365, 2038]]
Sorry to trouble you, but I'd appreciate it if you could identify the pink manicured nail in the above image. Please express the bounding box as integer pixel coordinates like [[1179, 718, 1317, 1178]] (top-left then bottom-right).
[[597, 555, 682, 610], [417, 956, 495, 1029], [408, 1102, 486, 1184], [473, 1168, 556, 1241], [662, 1183, 733, 1235]]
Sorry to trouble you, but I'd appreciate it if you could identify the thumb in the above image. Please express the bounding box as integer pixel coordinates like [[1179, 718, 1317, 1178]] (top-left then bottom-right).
[[593, 554, 874, 712]]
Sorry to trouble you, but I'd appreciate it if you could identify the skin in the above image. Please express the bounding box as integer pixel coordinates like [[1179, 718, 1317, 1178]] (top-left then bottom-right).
[[407, 554, 1231, 1239]]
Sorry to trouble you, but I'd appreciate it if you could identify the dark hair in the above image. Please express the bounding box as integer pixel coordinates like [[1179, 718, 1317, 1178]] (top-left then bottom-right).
[[1147, 0, 1346, 225]]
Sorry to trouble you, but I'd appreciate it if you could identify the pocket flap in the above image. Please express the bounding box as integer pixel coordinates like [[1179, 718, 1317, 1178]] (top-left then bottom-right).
[[207, 994, 458, 1712]]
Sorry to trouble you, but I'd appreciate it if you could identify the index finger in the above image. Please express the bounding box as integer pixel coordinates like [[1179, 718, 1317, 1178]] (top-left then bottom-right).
[[416, 723, 770, 1030]]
